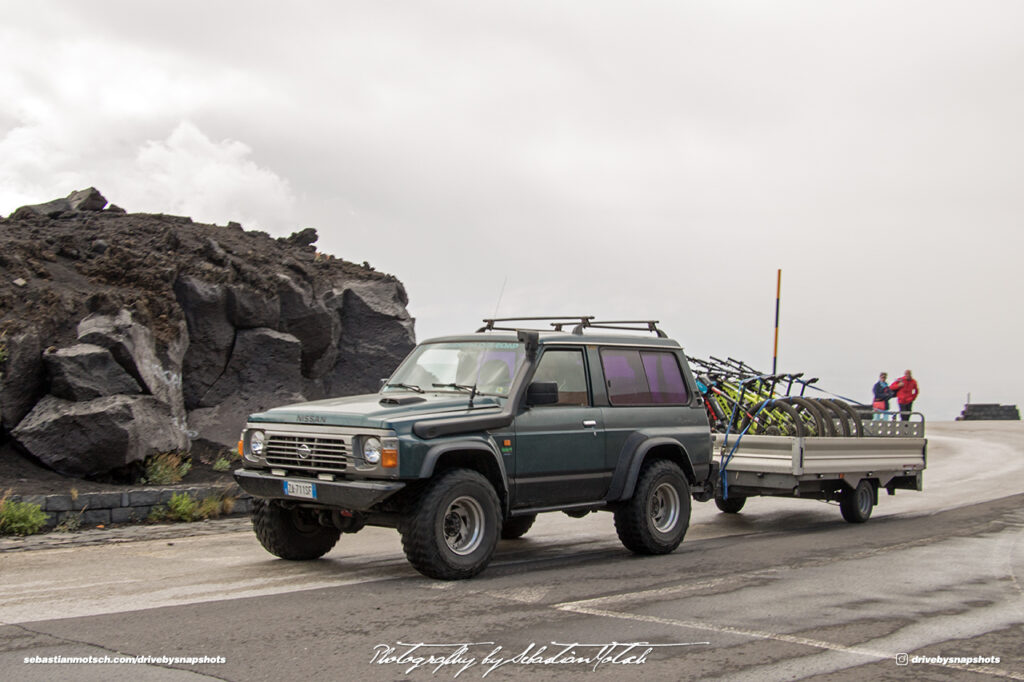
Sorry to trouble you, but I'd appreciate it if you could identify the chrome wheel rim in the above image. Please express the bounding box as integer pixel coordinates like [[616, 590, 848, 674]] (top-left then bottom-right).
[[443, 496, 485, 555], [650, 482, 681, 533]]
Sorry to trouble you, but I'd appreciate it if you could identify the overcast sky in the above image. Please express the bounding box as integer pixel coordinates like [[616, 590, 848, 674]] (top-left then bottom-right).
[[3, 1, 1022, 419]]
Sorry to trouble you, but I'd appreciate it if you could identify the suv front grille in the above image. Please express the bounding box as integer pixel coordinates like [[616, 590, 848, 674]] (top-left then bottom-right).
[[265, 435, 350, 473]]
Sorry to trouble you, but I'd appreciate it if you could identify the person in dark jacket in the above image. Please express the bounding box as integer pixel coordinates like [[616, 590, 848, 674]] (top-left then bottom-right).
[[888, 370, 920, 421], [871, 372, 892, 420]]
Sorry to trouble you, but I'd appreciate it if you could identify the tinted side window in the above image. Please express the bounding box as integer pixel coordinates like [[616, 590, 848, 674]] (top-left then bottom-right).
[[601, 349, 652, 404], [641, 351, 689, 403], [533, 349, 589, 406], [601, 348, 689, 405]]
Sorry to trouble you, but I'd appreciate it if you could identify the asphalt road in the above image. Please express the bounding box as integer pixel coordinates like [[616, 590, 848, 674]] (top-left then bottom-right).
[[2, 421, 1023, 681]]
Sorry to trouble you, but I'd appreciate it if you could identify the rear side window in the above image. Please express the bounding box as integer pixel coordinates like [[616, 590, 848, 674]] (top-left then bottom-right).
[[600, 349, 689, 405]]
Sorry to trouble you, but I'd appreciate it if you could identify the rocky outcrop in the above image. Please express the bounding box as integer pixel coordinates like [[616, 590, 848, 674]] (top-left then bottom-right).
[[43, 344, 142, 401], [0, 189, 416, 478], [189, 328, 307, 454], [0, 331, 46, 432], [77, 310, 189, 432], [12, 394, 189, 477], [9, 187, 109, 219]]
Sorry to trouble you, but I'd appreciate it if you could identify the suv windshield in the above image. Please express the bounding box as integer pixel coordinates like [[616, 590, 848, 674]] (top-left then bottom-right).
[[384, 341, 526, 397]]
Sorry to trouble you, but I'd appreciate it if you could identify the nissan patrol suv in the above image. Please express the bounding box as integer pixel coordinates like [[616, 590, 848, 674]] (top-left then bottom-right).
[[234, 317, 714, 579]]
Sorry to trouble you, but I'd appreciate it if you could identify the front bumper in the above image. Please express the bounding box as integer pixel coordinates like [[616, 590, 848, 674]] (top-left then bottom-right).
[[234, 469, 405, 511]]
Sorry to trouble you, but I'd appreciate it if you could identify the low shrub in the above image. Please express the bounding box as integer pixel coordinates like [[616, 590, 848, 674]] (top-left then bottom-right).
[[149, 492, 235, 523], [142, 453, 191, 486], [0, 491, 48, 536]]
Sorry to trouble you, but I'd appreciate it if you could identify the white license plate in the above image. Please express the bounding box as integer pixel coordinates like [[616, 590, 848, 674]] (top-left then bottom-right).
[[283, 481, 317, 499]]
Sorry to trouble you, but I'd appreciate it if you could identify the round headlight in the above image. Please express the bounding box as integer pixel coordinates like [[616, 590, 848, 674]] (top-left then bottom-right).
[[363, 437, 382, 464], [250, 430, 265, 457]]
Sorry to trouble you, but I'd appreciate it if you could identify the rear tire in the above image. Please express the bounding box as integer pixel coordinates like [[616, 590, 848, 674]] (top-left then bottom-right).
[[715, 495, 746, 514], [400, 469, 501, 580], [251, 499, 341, 560], [840, 480, 874, 523], [615, 460, 691, 555], [500, 514, 536, 540]]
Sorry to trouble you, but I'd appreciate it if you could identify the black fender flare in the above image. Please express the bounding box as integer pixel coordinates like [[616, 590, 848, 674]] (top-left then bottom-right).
[[607, 434, 696, 502], [419, 438, 511, 511]]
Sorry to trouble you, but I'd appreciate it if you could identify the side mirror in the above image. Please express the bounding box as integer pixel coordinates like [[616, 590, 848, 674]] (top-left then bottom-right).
[[526, 381, 559, 406]]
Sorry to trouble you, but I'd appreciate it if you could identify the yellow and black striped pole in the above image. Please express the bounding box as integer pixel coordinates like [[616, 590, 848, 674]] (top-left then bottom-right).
[[772, 269, 781, 375]]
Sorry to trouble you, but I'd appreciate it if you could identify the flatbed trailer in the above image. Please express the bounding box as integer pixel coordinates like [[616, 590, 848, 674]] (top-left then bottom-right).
[[711, 415, 927, 522]]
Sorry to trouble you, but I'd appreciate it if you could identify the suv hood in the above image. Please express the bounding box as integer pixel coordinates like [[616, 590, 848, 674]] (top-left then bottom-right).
[[247, 392, 504, 429]]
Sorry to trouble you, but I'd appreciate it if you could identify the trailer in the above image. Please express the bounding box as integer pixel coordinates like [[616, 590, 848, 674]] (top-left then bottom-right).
[[712, 415, 926, 522]]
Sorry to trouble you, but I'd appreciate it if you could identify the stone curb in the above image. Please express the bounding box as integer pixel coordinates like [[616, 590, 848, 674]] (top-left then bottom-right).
[[5, 483, 253, 529], [0, 516, 253, 553]]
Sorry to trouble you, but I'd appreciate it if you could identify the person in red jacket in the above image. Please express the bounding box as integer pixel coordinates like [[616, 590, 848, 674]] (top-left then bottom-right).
[[888, 370, 919, 421]]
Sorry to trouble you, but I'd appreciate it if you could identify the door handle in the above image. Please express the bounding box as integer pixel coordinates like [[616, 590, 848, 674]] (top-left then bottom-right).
[[582, 420, 598, 428]]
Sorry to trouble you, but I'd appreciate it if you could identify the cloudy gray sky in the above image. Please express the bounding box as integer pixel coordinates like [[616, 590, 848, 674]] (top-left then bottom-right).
[[3, 1, 1022, 419]]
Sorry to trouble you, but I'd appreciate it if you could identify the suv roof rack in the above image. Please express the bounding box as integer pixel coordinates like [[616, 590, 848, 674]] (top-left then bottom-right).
[[477, 316, 594, 333], [580, 320, 667, 338], [477, 316, 667, 338]]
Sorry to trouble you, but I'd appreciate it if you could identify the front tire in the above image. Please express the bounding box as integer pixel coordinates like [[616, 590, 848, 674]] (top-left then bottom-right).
[[400, 469, 501, 579], [615, 460, 691, 555], [251, 499, 341, 560], [840, 480, 874, 523]]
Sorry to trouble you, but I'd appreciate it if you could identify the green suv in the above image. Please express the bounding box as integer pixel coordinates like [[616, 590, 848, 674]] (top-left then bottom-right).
[[234, 317, 714, 579]]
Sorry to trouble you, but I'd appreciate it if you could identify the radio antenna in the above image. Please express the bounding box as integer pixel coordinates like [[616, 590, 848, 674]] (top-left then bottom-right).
[[492, 275, 508, 318]]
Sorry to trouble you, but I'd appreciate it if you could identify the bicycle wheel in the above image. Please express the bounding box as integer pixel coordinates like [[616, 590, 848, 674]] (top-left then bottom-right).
[[826, 399, 864, 437], [780, 396, 830, 436], [813, 398, 849, 436], [740, 399, 805, 437]]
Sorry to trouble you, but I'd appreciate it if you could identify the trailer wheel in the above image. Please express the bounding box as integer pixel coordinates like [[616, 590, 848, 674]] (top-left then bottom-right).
[[840, 480, 874, 523], [500, 514, 536, 540], [615, 460, 691, 555], [251, 499, 341, 560], [715, 495, 746, 514]]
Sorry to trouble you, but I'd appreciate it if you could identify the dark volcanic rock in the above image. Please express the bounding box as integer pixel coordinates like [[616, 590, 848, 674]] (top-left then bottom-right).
[[280, 227, 318, 247], [323, 283, 415, 397], [10, 187, 107, 219], [173, 276, 234, 408], [191, 328, 306, 451], [276, 275, 340, 378], [0, 331, 46, 432], [77, 310, 188, 431], [12, 394, 189, 477], [200, 328, 305, 406], [1, 188, 416, 478], [226, 284, 280, 329], [44, 343, 142, 401]]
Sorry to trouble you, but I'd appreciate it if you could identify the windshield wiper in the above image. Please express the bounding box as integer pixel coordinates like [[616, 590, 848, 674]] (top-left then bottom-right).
[[385, 382, 423, 393], [432, 383, 475, 392], [433, 383, 480, 408]]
